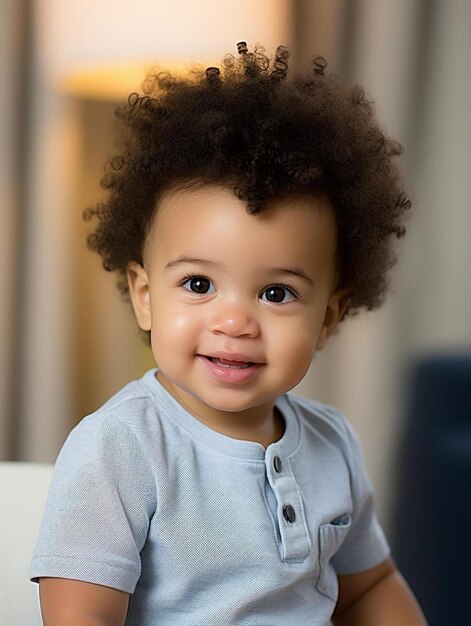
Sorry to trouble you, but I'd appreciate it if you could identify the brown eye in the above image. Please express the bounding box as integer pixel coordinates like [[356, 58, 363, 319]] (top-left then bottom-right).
[[182, 276, 214, 294], [262, 286, 296, 303]]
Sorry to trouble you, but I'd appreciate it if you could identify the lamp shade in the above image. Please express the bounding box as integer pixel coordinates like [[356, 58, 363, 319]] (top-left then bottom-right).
[[36, 0, 293, 100]]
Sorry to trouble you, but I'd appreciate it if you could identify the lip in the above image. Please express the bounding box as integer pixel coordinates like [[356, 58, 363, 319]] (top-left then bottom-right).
[[196, 353, 265, 384], [201, 351, 264, 364]]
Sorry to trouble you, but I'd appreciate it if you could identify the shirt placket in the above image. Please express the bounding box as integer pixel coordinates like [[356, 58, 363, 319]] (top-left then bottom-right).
[[265, 447, 311, 561]]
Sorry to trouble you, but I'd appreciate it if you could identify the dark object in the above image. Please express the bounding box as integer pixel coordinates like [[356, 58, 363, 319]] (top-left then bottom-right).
[[393, 352, 471, 625], [205, 67, 220, 79], [273, 456, 283, 473], [236, 41, 248, 55], [313, 56, 327, 75], [283, 504, 296, 523]]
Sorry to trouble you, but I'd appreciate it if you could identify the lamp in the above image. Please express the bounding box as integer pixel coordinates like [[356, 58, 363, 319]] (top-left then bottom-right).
[[37, 0, 293, 100]]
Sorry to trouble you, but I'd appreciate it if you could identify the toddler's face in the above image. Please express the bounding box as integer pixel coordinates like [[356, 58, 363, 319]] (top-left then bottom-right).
[[127, 184, 349, 427]]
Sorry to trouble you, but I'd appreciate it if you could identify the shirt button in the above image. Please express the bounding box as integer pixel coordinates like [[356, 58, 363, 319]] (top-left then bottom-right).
[[283, 504, 296, 523], [273, 455, 283, 473]]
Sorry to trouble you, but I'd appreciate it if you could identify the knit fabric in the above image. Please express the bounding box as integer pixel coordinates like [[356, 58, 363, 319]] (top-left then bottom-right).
[[30, 368, 390, 625]]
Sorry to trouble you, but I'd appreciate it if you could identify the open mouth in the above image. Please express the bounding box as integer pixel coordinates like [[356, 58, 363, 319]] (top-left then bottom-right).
[[197, 354, 263, 383], [201, 356, 254, 369]]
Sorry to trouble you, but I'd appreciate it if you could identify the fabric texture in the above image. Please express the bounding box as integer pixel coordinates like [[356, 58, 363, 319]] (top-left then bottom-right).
[[30, 368, 390, 626]]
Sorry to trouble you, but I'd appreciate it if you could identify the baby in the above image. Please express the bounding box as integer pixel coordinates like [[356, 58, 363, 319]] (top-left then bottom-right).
[[30, 43, 427, 625]]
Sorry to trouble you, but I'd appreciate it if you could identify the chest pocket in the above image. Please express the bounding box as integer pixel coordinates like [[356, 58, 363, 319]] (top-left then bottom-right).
[[316, 514, 352, 601]]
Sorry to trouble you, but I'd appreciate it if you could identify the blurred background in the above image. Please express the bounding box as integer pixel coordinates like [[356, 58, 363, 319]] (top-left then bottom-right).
[[0, 0, 470, 623]]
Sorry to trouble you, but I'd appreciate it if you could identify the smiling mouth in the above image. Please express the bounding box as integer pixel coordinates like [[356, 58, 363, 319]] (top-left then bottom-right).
[[199, 355, 257, 369]]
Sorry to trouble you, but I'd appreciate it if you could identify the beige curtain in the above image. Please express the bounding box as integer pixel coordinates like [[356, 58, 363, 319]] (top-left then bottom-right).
[[0, 0, 26, 459]]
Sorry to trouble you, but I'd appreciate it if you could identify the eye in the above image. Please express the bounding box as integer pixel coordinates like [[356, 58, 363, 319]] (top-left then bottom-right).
[[181, 275, 215, 295], [261, 285, 298, 304]]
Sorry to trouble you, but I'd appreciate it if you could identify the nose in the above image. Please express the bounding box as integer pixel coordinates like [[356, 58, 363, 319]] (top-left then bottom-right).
[[208, 300, 260, 338]]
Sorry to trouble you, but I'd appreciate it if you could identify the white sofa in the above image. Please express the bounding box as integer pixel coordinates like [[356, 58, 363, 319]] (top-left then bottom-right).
[[0, 462, 53, 625]]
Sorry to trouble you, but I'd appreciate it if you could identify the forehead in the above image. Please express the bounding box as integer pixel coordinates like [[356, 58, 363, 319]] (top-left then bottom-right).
[[145, 184, 338, 276]]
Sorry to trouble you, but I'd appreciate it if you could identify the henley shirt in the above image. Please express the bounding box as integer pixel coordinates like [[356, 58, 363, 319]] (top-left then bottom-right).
[[30, 368, 390, 625]]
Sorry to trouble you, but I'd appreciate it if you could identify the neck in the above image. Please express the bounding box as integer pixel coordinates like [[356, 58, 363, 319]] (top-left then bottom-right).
[[156, 371, 285, 448]]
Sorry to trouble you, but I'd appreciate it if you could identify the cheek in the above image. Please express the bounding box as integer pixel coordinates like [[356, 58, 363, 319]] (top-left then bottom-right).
[[267, 330, 316, 394], [151, 290, 187, 326], [283, 336, 316, 370], [150, 299, 201, 350], [267, 316, 318, 364]]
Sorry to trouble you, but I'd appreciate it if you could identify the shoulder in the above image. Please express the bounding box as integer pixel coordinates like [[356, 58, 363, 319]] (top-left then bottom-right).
[[72, 370, 161, 434], [46, 373, 160, 515], [55, 371, 162, 472], [282, 391, 366, 478], [283, 391, 352, 446]]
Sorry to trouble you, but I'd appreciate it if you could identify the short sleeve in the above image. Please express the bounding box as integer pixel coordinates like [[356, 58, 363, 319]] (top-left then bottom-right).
[[30, 413, 156, 593], [330, 414, 391, 574]]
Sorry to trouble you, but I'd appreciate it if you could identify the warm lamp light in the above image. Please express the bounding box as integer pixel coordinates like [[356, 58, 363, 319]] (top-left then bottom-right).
[[37, 0, 293, 100]]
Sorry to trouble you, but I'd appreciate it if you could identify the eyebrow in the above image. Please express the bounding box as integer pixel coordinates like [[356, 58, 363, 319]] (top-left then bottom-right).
[[165, 256, 219, 270], [165, 256, 315, 287], [273, 267, 315, 287]]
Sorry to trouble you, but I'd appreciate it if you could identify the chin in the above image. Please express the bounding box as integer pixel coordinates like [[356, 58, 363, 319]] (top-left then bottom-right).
[[200, 389, 276, 413], [194, 394, 256, 413]]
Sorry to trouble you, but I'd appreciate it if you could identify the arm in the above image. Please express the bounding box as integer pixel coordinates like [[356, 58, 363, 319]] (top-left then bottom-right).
[[332, 557, 428, 626], [39, 577, 129, 626]]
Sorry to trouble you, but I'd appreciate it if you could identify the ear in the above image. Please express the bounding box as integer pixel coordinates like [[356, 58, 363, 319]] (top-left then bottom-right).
[[127, 262, 152, 331], [315, 288, 351, 351]]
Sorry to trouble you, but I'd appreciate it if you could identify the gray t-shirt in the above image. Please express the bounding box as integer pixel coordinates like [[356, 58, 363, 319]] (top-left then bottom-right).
[[30, 368, 390, 626]]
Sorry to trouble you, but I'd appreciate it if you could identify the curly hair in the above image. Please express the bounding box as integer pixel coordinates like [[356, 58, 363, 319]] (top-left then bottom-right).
[[84, 43, 411, 323]]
